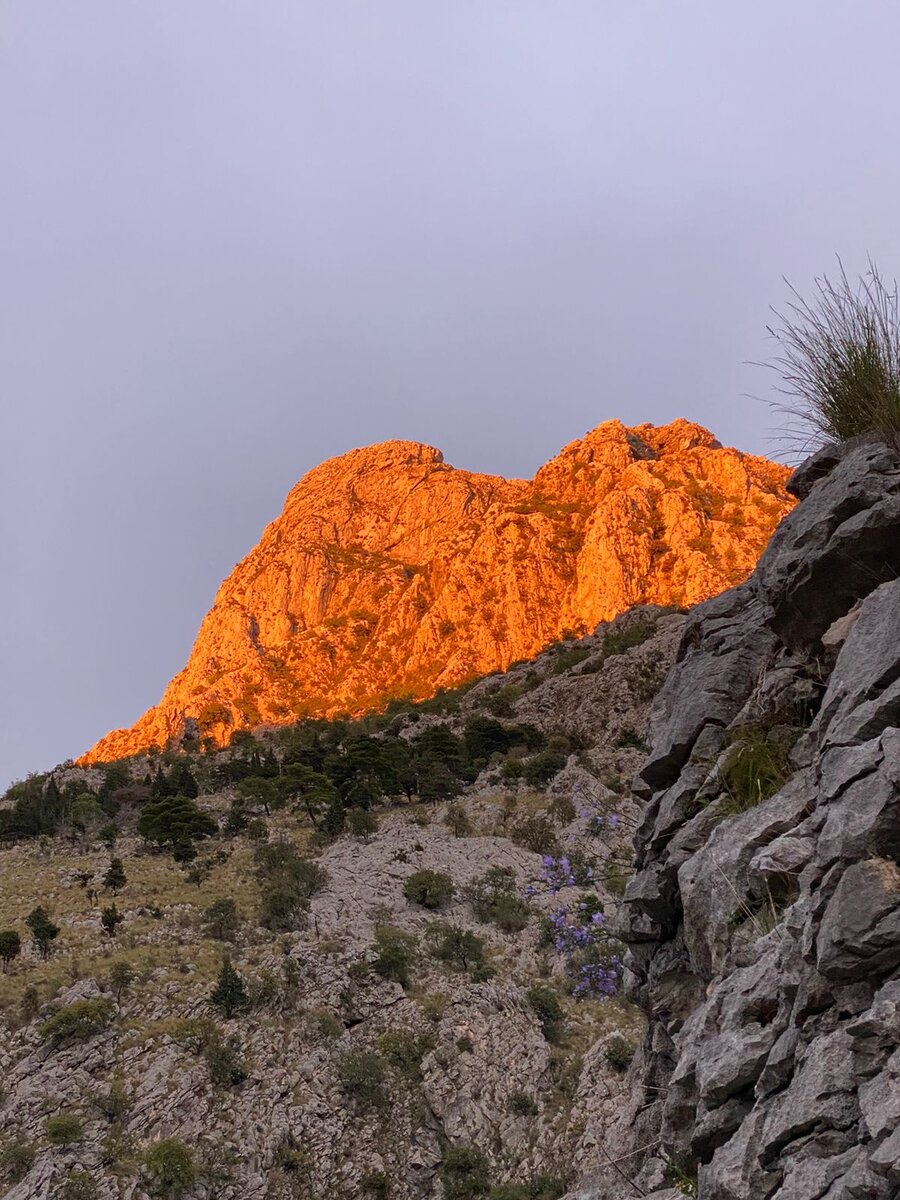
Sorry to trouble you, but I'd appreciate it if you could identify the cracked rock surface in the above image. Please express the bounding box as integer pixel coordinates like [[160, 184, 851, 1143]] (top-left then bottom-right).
[[578, 439, 900, 1199]]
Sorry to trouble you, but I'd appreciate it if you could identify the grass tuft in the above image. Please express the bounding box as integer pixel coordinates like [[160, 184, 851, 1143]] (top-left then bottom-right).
[[765, 259, 900, 454]]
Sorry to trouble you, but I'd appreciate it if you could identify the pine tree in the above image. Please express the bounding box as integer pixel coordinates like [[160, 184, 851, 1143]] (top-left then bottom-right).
[[103, 857, 127, 894], [0, 930, 21, 970], [26, 907, 59, 959], [109, 961, 134, 1004], [209, 958, 247, 1018], [100, 904, 124, 938]]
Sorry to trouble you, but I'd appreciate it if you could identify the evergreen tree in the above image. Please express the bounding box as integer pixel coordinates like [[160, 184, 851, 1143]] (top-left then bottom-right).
[[210, 958, 247, 1018], [103, 857, 127, 894], [109, 961, 134, 1004], [0, 930, 21, 970], [100, 904, 124, 938], [26, 907, 59, 958]]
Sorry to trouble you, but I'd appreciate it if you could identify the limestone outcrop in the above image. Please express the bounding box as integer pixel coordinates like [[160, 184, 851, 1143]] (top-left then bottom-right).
[[581, 439, 900, 1199], [81, 420, 790, 763]]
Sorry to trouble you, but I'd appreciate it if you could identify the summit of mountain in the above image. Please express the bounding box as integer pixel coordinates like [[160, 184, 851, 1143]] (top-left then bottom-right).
[[81, 418, 792, 763]]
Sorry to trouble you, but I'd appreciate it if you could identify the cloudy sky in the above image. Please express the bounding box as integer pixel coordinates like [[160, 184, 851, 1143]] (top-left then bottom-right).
[[3, 1, 900, 786]]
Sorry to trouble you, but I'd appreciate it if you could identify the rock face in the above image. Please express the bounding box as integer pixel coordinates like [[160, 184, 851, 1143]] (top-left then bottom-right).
[[81, 419, 791, 763], [583, 439, 900, 1199]]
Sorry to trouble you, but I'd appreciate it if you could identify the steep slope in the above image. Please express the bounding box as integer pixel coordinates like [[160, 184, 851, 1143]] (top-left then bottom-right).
[[0, 608, 683, 1200], [82, 419, 790, 763], [575, 438, 900, 1199]]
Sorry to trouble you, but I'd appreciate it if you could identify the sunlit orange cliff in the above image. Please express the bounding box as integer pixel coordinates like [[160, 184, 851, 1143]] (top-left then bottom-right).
[[80, 419, 793, 763]]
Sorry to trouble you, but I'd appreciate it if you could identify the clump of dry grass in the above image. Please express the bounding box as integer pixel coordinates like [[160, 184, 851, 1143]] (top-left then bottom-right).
[[765, 259, 900, 454]]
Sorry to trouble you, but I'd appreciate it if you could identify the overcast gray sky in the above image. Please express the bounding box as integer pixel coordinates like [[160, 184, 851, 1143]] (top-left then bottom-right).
[[2, 2, 899, 787]]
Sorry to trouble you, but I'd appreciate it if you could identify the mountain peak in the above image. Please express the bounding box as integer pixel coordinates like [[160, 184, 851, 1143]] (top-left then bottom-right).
[[80, 420, 792, 763]]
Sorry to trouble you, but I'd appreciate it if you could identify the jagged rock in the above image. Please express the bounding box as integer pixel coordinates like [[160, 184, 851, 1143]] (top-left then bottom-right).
[[588, 436, 900, 1200], [80, 420, 791, 763]]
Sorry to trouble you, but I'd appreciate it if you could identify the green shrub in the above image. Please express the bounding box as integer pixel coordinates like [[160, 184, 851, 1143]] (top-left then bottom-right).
[[718, 725, 796, 815], [465, 867, 530, 933], [336, 1048, 389, 1108], [209, 958, 248, 1017], [378, 1028, 435, 1080], [522, 750, 567, 787], [254, 841, 328, 930], [26, 906, 59, 958], [204, 1032, 247, 1088], [444, 804, 472, 837], [0, 929, 21, 968], [40, 998, 116, 1042], [614, 728, 648, 751], [372, 926, 417, 988], [92, 1079, 130, 1122], [56, 1169, 100, 1199], [403, 870, 455, 910], [510, 815, 559, 856], [442, 1145, 491, 1199], [426, 923, 489, 977], [361, 1169, 391, 1197], [766, 261, 900, 449], [507, 1091, 538, 1116], [526, 986, 564, 1042], [203, 898, 240, 942], [0, 1137, 35, 1183], [45, 1112, 84, 1145], [601, 621, 656, 658], [142, 1137, 196, 1198], [604, 1034, 635, 1072]]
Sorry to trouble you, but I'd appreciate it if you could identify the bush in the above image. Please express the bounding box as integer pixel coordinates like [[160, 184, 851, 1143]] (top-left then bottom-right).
[[45, 1112, 84, 1145], [361, 1170, 391, 1197], [426, 923, 489, 978], [766, 260, 900, 450], [336, 1048, 389, 1108], [522, 751, 567, 787], [403, 870, 455, 910], [378, 1028, 435, 1079], [718, 725, 795, 815], [204, 1032, 247, 1088], [507, 1091, 538, 1116], [489, 1179, 565, 1200], [372, 926, 417, 988], [109, 961, 135, 1003], [465, 867, 530, 933], [26, 906, 59, 958], [92, 1079, 130, 1122], [203, 898, 240, 942], [254, 841, 328, 931], [0, 929, 21, 968], [443, 804, 471, 837], [347, 807, 379, 840], [604, 1034, 635, 1072], [0, 1137, 35, 1184], [601, 620, 656, 658], [526, 986, 564, 1042], [209, 959, 248, 1017], [142, 1137, 196, 1198], [40, 998, 116, 1042], [511, 815, 559, 856], [441, 1144, 491, 1199], [57, 1169, 100, 1199]]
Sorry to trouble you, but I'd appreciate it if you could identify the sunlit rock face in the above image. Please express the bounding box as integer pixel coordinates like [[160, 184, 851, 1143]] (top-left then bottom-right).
[[81, 419, 792, 762]]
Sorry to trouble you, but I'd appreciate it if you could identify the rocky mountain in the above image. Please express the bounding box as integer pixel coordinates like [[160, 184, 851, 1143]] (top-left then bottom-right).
[[81, 419, 791, 764], [573, 437, 900, 1199], [0, 606, 685, 1199]]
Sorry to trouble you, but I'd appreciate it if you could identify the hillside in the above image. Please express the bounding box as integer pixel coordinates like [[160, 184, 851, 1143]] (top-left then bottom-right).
[[80, 419, 791, 764], [0, 606, 684, 1199]]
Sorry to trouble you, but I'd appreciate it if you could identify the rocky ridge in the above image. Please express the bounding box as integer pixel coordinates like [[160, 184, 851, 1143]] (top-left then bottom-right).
[[576, 438, 900, 1199], [82, 419, 790, 763]]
